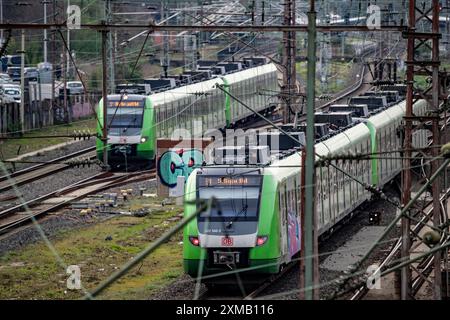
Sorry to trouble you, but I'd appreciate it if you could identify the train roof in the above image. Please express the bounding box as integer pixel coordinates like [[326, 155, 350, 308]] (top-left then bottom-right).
[[149, 63, 278, 107], [366, 100, 405, 130], [257, 99, 424, 183], [191, 97, 427, 184]]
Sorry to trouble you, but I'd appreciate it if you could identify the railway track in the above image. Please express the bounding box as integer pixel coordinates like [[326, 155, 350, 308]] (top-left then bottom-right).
[[0, 169, 156, 236], [350, 187, 450, 300], [197, 261, 298, 300], [0, 146, 97, 193], [348, 112, 449, 300]]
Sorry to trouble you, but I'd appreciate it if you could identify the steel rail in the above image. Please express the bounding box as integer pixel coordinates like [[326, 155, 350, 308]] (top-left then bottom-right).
[[0, 170, 154, 219], [350, 187, 450, 300], [0, 146, 96, 184], [0, 170, 156, 234], [197, 260, 300, 300], [244, 263, 297, 300]]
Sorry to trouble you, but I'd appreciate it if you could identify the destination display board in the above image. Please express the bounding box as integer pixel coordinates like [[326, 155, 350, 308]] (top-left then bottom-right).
[[107, 99, 145, 108], [198, 176, 262, 187]]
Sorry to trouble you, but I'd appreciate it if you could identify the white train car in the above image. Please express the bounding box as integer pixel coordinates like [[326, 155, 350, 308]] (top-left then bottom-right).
[[149, 63, 278, 138]]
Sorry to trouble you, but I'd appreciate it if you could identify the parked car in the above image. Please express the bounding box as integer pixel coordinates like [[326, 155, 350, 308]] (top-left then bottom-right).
[[0, 84, 21, 104], [24, 67, 39, 82], [7, 67, 21, 82], [63, 81, 84, 95], [0, 73, 11, 83]]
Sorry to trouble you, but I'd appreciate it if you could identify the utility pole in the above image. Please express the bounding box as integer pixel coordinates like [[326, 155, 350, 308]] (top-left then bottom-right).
[[0, 0, 3, 45], [160, 0, 170, 78], [430, 0, 443, 300], [447, 0, 450, 53], [101, 29, 109, 169], [66, 0, 70, 78], [43, 0, 48, 63], [105, 0, 115, 92], [401, 0, 415, 299], [281, 0, 297, 124], [318, 1, 331, 92], [300, 0, 319, 300], [401, 0, 445, 300], [20, 30, 25, 133], [50, 0, 56, 123], [63, 46, 68, 124]]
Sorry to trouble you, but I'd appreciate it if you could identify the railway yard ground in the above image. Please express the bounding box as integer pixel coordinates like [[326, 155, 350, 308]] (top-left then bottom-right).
[[0, 109, 403, 300], [0, 172, 399, 300], [0, 178, 185, 299], [1, 1, 449, 307]]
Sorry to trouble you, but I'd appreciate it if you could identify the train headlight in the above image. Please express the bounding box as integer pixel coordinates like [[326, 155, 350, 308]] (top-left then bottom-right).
[[189, 236, 200, 246], [140, 137, 148, 143], [256, 236, 268, 246]]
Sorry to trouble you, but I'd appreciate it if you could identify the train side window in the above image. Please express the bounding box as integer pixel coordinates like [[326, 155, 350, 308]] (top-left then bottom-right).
[[358, 142, 363, 187], [157, 107, 162, 136], [340, 159, 346, 212], [295, 178, 301, 217], [288, 186, 293, 216], [174, 100, 179, 131], [206, 91, 212, 127], [379, 130, 384, 181], [167, 101, 173, 136], [184, 97, 189, 129], [388, 126, 393, 173], [326, 165, 332, 224], [351, 147, 356, 203], [332, 161, 340, 219], [279, 183, 287, 226], [215, 91, 219, 127], [236, 82, 241, 118], [316, 169, 324, 225], [367, 139, 371, 185]]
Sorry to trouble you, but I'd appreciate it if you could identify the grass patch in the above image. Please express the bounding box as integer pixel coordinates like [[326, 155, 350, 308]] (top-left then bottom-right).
[[296, 60, 354, 95], [0, 118, 97, 160], [0, 196, 184, 300]]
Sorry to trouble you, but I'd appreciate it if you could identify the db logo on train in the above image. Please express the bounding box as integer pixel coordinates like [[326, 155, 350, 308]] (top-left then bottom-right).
[[221, 237, 234, 247]]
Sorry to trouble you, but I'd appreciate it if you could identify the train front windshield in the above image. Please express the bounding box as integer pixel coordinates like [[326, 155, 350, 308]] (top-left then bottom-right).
[[197, 176, 262, 221], [107, 99, 145, 136]]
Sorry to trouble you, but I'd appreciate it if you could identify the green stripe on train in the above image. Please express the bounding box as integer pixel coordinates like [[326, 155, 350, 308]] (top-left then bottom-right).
[[366, 121, 378, 186], [96, 99, 105, 159], [222, 78, 231, 127]]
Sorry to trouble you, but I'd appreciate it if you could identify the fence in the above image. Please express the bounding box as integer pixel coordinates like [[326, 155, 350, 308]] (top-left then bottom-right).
[[0, 93, 98, 135]]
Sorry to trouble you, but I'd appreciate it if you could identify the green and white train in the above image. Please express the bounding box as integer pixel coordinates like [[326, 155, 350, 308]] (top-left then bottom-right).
[[183, 98, 428, 279], [96, 62, 279, 167]]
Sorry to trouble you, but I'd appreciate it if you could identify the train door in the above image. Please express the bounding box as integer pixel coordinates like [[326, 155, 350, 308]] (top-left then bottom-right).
[[279, 182, 288, 262]]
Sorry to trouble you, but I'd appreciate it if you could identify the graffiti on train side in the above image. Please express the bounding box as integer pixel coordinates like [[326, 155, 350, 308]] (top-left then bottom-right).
[[157, 148, 204, 188]]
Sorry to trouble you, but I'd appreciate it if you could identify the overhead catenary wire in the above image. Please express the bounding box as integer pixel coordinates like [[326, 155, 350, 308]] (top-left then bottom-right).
[[1, 0, 448, 302]]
